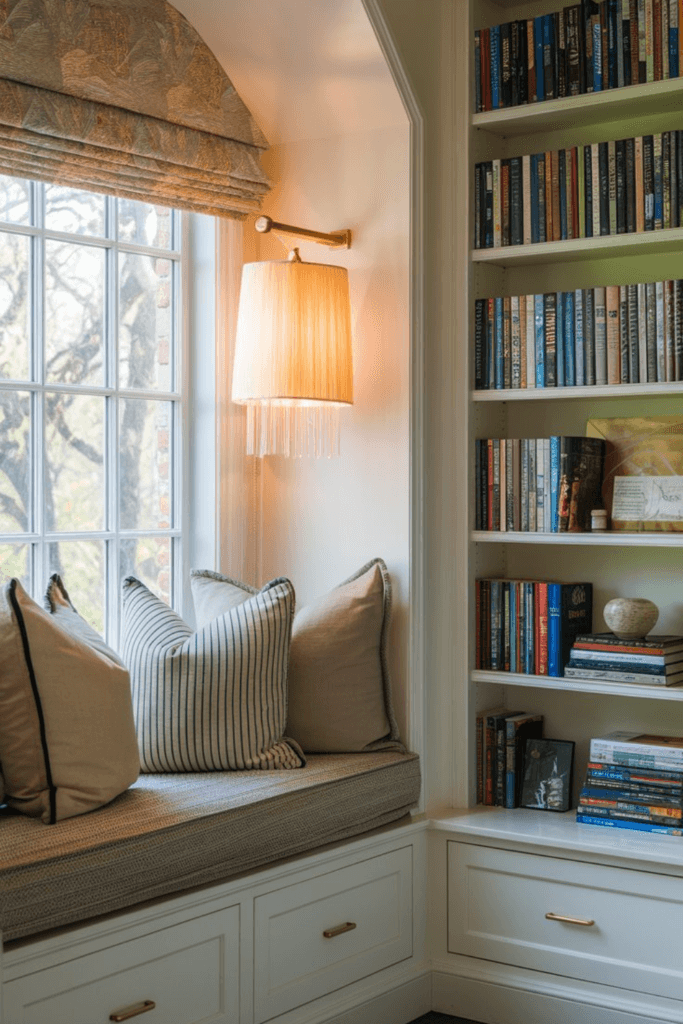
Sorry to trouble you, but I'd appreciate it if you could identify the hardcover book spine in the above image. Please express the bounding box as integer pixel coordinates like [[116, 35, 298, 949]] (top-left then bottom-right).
[[495, 296, 504, 388], [503, 295, 512, 388], [491, 25, 501, 108], [520, 439, 529, 531], [671, 0, 679, 76], [571, 146, 579, 238], [537, 581, 549, 674], [616, 139, 627, 233], [575, 814, 683, 836], [534, 16, 545, 99], [599, 141, 610, 235], [501, 159, 510, 245], [635, 135, 645, 232], [522, 154, 532, 244], [628, 282, 640, 382], [585, 143, 593, 236], [556, 292, 565, 387], [608, 139, 617, 234], [578, 144, 586, 236], [530, 154, 539, 242], [544, 292, 557, 386], [519, 298, 527, 388], [534, 293, 545, 385], [506, 440, 515, 529], [487, 439, 494, 530], [584, 287, 596, 384], [510, 157, 522, 245], [615, 0, 625, 84], [551, 150, 561, 240], [619, 284, 630, 382], [475, 298, 486, 389], [544, 13, 556, 98], [666, 278, 675, 379], [535, 437, 545, 531], [643, 134, 655, 229], [676, 278, 683, 379], [474, 164, 482, 248], [623, 0, 632, 82], [550, 435, 561, 531], [512, 437, 521, 529], [646, 279, 657, 380], [638, 280, 649, 381], [485, 162, 494, 247], [528, 19, 537, 101], [656, 278, 666, 380], [511, 295, 522, 388], [559, 149, 568, 239], [493, 158, 502, 247], [594, 8, 604, 88], [528, 438, 537, 531], [654, 0, 663, 78], [625, 136, 636, 233], [538, 153, 547, 241], [547, 581, 562, 675], [646, 0, 655, 80], [663, 131, 671, 228], [631, 0, 641, 82], [526, 293, 536, 387], [575, 288, 585, 385], [594, 286, 608, 384], [654, 132, 663, 228], [565, 290, 576, 386], [501, 21, 512, 107], [492, 439, 501, 534], [638, 0, 647, 80], [474, 30, 482, 112]]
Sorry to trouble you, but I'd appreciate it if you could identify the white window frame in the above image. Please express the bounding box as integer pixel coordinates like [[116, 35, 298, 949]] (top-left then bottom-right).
[[0, 180, 188, 644]]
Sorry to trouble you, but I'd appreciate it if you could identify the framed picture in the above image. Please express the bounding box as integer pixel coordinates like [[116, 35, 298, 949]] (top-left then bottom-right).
[[520, 738, 575, 812]]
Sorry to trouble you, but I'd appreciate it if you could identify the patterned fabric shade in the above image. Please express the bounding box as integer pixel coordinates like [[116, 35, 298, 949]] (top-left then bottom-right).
[[0, 0, 270, 218]]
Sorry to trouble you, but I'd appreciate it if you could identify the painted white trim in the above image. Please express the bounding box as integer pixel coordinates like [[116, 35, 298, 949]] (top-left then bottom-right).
[[431, 962, 683, 1024], [361, 0, 426, 809]]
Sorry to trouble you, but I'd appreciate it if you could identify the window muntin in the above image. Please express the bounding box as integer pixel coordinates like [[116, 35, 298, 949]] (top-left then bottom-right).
[[0, 177, 182, 644]]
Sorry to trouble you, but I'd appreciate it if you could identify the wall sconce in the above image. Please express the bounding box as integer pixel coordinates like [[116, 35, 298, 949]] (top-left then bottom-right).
[[231, 218, 353, 458]]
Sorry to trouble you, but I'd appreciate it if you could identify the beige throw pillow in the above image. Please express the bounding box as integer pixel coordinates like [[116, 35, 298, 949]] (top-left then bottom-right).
[[191, 560, 404, 754], [0, 579, 140, 824]]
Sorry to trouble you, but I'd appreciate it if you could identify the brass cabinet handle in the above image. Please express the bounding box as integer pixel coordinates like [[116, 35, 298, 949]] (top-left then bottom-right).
[[323, 921, 357, 939], [546, 912, 595, 927], [109, 1001, 156, 1022]]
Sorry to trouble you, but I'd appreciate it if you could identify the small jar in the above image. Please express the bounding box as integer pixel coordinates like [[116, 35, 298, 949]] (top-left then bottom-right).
[[590, 508, 608, 532]]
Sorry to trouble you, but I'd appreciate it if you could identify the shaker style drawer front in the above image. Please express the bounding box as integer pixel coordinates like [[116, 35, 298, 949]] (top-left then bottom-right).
[[253, 847, 412, 1023], [448, 842, 683, 999], [3, 906, 240, 1024]]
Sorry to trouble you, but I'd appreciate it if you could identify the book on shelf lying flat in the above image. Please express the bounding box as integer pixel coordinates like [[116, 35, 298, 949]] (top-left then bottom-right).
[[586, 761, 683, 787], [576, 813, 683, 835], [590, 730, 683, 768], [564, 665, 683, 684], [574, 632, 683, 654]]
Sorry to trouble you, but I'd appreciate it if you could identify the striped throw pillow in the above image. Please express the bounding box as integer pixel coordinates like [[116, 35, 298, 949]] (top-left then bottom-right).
[[122, 576, 304, 773]]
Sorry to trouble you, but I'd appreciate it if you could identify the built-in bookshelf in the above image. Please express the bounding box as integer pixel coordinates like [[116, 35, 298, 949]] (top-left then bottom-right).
[[455, 0, 683, 851]]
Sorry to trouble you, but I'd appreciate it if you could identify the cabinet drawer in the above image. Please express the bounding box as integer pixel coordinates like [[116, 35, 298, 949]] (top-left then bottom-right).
[[254, 846, 412, 1022], [3, 906, 240, 1024], [448, 841, 683, 999]]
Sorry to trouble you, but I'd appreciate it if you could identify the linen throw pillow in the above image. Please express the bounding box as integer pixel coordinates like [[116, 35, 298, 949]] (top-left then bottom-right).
[[0, 579, 140, 824], [122, 575, 304, 772], [191, 560, 405, 754], [44, 574, 126, 667]]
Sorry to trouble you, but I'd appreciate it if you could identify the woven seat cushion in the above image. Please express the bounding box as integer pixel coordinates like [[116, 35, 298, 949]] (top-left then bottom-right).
[[0, 750, 421, 942]]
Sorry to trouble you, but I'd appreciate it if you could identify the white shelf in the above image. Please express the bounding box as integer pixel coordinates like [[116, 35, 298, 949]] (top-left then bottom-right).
[[472, 530, 683, 546], [472, 77, 683, 138], [472, 382, 683, 401], [472, 669, 683, 701], [471, 227, 683, 267], [430, 807, 683, 869]]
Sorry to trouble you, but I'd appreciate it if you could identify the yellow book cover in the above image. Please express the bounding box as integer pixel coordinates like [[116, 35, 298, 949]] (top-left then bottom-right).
[[586, 416, 683, 532]]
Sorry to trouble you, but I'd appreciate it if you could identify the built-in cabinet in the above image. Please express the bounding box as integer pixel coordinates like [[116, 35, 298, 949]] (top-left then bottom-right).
[[430, 1, 683, 1021]]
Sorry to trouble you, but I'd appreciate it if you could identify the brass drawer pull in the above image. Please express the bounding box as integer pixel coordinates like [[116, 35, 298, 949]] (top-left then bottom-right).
[[323, 921, 357, 939], [546, 912, 595, 927], [109, 1001, 156, 1021]]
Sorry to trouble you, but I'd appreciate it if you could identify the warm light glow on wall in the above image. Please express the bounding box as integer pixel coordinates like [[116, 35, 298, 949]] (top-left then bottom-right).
[[231, 253, 353, 457]]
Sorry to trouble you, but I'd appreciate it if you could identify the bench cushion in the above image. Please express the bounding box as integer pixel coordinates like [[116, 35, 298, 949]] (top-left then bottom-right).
[[0, 750, 420, 943]]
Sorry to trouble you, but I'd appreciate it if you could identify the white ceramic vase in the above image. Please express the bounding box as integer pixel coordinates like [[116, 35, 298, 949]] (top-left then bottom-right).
[[603, 598, 659, 640]]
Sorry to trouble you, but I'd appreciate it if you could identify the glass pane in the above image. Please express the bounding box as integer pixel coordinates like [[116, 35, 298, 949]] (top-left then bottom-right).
[[45, 240, 105, 386], [0, 389, 31, 532], [119, 252, 173, 391], [120, 535, 172, 606], [45, 393, 105, 532], [119, 399, 172, 530], [48, 540, 105, 635], [118, 199, 172, 249], [0, 231, 30, 381], [0, 175, 30, 225], [45, 185, 106, 237], [0, 542, 30, 589]]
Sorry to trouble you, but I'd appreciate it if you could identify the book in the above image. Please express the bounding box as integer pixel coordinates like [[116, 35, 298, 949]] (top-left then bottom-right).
[[477, 704, 508, 804], [576, 813, 683, 835], [570, 647, 683, 666], [576, 803, 683, 824], [565, 665, 683, 684], [574, 632, 683, 653], [590, 731, 683, 768], [548, 581, 593, 675], [579, 785, 683, 810], [586, 761, 683, 785], [505, 712, 544, 807]]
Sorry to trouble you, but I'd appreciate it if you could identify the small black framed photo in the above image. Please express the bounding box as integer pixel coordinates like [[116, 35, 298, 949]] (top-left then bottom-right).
[[520, 738, 575, 812]]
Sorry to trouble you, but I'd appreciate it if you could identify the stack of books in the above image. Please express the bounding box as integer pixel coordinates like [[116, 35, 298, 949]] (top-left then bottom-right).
[[475, 134, 683, 251], [475, 1, 682, 114], [476, 707, 544, 807], [475, 280, 683, 392], [577, 731, 683, 835], [476, 579, 593, 676], [565, 632, 683, 685], [475, 436, 606, 533]]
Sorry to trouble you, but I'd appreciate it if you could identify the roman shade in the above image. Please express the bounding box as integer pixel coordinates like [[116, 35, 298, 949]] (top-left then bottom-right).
[[0, 0, 270, 218]]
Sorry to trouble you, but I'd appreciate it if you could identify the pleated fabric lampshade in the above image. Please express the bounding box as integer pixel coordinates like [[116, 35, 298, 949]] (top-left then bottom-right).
[[231, 253, 353, 457]]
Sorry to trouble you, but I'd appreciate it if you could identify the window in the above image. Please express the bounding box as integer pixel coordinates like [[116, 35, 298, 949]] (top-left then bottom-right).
[[0, 176, 184, 642]]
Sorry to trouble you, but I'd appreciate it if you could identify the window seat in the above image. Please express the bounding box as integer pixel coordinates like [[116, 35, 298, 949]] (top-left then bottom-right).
[[0, 750, 420, 944]]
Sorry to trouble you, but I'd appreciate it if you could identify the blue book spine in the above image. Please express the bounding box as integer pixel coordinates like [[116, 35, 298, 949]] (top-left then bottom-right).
[[534, 293, 545, 386], [510, 583, 517, 674], [543, 15, 554, 98], [555, 292, 565, 387], [559, 149, 568, 239], [494, 296, 504, 389], [593, 20, 603, 91], [671, 27, 680, 78], [564, 289, 575, 386], [547, 582, 562, 677], [549, 436, 560, 532], [581, 785, 683, 804], [524, 583, 535, 674], [530, 154, 539, 243], [576, 814, 683, 836], [574, 288, 585, 386], [491, 26, 501, 109], [569, 657, 671, 675], [534, 17, 545, 100]]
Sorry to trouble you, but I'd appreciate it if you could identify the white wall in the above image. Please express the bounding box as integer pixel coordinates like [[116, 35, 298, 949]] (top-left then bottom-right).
[[255, 124, 411, 742]]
